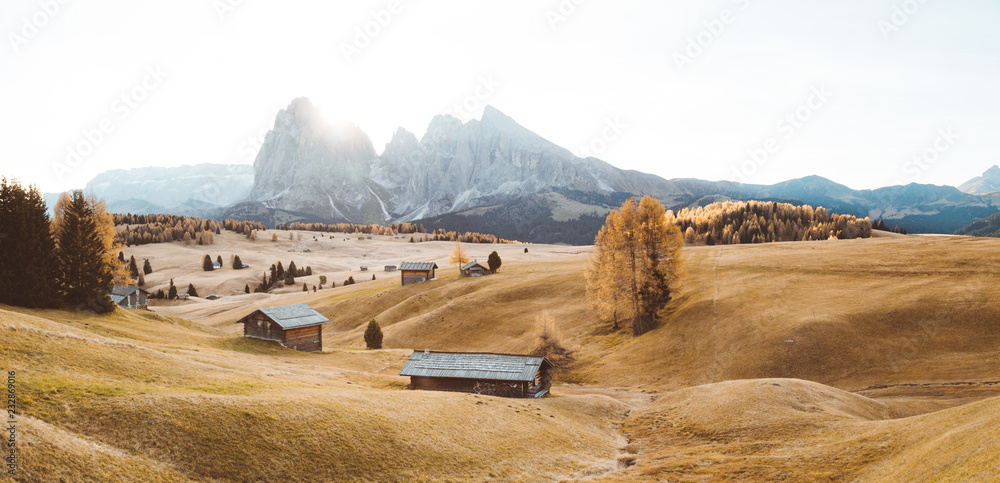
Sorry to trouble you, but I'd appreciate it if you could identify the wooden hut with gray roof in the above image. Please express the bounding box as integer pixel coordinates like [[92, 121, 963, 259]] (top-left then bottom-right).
[[399, 261, 438, 286], [236, 303, 328, 352], [399, 350, 553, 398]]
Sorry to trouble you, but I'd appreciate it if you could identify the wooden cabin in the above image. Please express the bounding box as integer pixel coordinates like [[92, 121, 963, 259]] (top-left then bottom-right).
[[110, 285, 150, 309], [399, 350, 553, 398], [399, 262, 438, 286], [236, 303, 328, 352], [461, 260, 491, 277], [384, 265, 397, 272]]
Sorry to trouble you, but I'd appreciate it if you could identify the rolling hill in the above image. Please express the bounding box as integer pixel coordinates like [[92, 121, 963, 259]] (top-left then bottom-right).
[[4, 232, 1000, 480]]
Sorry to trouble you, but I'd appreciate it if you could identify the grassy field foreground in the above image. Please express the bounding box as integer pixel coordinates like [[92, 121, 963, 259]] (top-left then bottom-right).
[[2, 235, 1000, 481]]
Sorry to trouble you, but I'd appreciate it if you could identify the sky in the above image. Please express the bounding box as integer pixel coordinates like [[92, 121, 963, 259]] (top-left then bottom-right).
[[2, 0, 999, 194]]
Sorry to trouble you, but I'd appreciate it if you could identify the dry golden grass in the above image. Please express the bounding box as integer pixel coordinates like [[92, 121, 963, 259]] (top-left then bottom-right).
[[3, 234, 1000, 481]]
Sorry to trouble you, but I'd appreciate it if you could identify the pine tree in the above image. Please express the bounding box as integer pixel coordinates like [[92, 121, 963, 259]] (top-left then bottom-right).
[[244, 284, 250, 294], [524, 247, 529, 253], [0, 179, 59, 308], [203, 254, 214, 271], [54, 191, 115, 312], [137, 273, 145, 287], [216, 255, 223, 267], [187, 283, 198, 298], [143, 258, 153, 274], [232, 255, 243, 269], [168, 279, 177, 300], [129, 255, 139, 279], [302, 283, 308, 292], [372, 274, 376, 281], [364, 319, 383, 349], [487, 251, 502, 273], [288, 261, 297, 278]]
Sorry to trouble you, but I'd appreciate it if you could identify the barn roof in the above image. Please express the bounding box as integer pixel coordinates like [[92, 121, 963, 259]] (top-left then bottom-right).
[[399, 351, 552, 382], [112, 284, 150, 296], [238, 303, 329, 329], [399, 262, 438, 271], [462, 261, 487, 270]]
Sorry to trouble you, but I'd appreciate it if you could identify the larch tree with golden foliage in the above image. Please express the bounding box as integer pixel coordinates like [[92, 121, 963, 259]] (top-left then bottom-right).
[[585, 195, 684, 336], [449, 241, 469, 267]]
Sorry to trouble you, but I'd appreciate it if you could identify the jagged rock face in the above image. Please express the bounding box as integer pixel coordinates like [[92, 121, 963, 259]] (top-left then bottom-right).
[[959, 165, 1000, 194], [371, 106, 682, 220], [248, 98, 389, 222], [84, 163, 253, 215], [237, 97, 1000, 235]]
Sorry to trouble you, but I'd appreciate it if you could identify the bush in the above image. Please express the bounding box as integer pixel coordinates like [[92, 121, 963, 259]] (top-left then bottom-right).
[[531, 312, 571, 364], [364, 320, 383, 349]]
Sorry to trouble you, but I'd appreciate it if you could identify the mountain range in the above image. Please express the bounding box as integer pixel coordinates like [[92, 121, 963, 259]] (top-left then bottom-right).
[[67, 98, 1000, 244]]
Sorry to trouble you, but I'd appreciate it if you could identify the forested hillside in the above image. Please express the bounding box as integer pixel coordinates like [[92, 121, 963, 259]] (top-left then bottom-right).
[[667, 200, 873, 245]]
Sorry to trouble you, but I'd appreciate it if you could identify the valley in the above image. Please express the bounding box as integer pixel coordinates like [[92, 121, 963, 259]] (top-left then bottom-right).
[[4, 232, 1000, 481]]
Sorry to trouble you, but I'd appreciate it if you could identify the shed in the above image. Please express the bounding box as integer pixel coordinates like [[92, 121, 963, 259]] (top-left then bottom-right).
[[399, 350, 553, 398], [360, 266, 368, 272], [399, 262, 438, 286], [384, 265, 397, 272], [110, 285, 150, 309], [236, 303, 328, 352], [461, 260, 491, 277]]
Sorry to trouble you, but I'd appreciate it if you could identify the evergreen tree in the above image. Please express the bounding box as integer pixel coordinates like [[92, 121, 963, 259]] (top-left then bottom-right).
[[524, 247, 529, 253], [155, 289, 165, 299], [487, 251, 502, 273], [216, 255, 223, 267], [276, 261, 284, 280], [203, 254, 214, 271], [364, 319, 383, 349], [305, 266, 312, 276], [288, 261, 297, 278], [0, 179, 58, 308], [302, 283, 308, 292], [117, 251, 125, 263], [137, 273, 145, 287], [232, 255, 243, 269], [168, 279, 177, 300], [54, 191, 115, 312], [187, 283, 198, 298], [143, 258, 153, 274], [372, 274, 376, 281], [244, 284, 250, 294], [129, 255, 139, 279]]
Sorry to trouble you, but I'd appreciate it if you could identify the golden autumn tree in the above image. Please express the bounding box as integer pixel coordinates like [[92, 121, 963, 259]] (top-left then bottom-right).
[[449, 241, 469, 267], [585, 195, 684, 336]]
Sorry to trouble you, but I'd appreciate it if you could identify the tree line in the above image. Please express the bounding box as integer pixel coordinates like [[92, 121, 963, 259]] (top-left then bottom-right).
[[667, 200, 873, 245], [1, 181, 122, 311]]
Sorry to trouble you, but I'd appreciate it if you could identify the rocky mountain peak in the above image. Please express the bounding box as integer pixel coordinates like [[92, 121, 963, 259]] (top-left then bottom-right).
[[959, 165, 1000, 194]]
